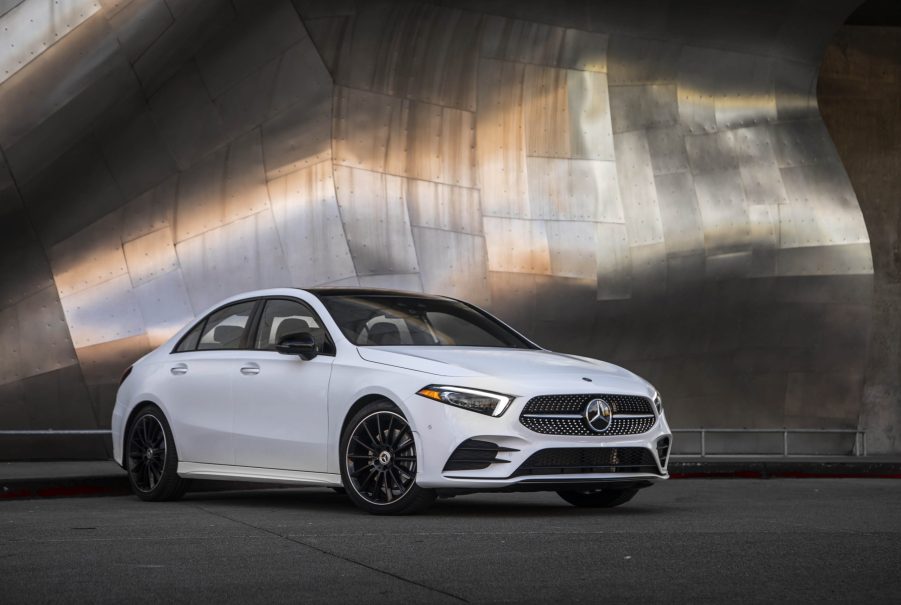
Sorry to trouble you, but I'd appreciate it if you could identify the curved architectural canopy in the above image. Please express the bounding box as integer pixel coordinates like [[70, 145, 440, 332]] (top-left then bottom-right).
[[0, 0, 880, 457]]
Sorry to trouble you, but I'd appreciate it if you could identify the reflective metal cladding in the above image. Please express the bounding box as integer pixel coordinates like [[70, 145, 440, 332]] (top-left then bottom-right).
[[0, 0, 884, 457]]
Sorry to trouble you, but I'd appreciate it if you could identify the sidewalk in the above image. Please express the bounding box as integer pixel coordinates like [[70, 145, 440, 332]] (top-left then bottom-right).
[[2, 457, 900, 500]]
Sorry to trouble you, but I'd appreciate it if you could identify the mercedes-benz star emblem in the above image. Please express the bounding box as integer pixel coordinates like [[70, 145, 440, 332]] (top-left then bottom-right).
[[584, 398, 613, 432]]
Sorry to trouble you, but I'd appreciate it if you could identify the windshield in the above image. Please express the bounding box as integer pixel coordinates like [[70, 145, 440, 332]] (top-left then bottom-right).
[[316, 295, 536, 349]]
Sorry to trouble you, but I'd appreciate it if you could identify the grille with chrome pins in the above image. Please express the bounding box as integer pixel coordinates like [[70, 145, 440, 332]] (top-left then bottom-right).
[[519, 394, 657, 436]]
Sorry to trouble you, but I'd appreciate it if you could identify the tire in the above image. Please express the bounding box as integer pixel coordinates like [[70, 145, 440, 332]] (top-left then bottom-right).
[[125, 404, 191, 501], [340, 400, 435, 515], [557, 487, 639, 508]]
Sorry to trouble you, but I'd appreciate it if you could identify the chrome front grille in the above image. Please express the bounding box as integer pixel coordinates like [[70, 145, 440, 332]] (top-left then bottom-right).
[[519, 394, 656, 436]]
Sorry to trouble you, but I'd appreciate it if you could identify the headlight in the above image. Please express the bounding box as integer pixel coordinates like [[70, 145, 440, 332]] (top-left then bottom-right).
[[416, 385, 514, 417], [653, 390, 663, 414]]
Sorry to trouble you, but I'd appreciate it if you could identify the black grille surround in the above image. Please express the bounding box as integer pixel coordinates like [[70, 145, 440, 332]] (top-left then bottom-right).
[[519, 394, 657, 436], [510, 447, 660, 478]]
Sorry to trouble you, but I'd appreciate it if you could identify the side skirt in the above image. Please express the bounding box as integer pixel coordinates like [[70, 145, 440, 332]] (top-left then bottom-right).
[[178, 462, 343, 488]]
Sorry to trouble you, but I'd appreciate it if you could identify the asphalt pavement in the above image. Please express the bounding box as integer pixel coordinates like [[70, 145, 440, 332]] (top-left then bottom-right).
[[1, 479, 899, 603]]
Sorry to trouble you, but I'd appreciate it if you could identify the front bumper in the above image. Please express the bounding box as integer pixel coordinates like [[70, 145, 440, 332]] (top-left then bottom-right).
[[406, 389, 672, 490]]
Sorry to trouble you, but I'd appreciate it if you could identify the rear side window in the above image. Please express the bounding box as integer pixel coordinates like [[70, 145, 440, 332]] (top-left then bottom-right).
[[196, 301, 256, 350], [174, 322, 204, 352]]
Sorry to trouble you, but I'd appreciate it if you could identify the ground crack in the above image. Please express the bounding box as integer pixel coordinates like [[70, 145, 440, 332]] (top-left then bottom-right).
[[191, 503, 469, 603]]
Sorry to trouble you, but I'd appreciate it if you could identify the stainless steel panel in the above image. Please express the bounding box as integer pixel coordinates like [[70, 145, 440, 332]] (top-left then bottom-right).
[[217, 35, 329, 144], [412, 227, 490, 307], [106, 0, 173, 64], [646, 126, 690, 175], [122, 227, 179, 287], [0, 12, 119, 149], [132, 0, 235, 95], [402, 179, 483, 235], [48, 211, 128, 298], [148, 63, 228, 171], [684, 130, 740, 174], [60, 274, 145, 348], [15, 286, 79, 378], [173, 129, 270, 242], [675, 46, 718, 135], [545, 221, 597, 281], [0, 187, 54, 307], [749, 204, 778, 277], [654, 171, 704, 257], [195, 0, 306, 97], [608, 84, 678, 134], [612, 130, 664, 246], [595, 222, 630, 300], [481, 15, 608, 73], [175, 210, 291, 312], [0, 305, 21, 385], [120, 175, 177, 242], [630, 241, 667, 298], [476, 58, 530, 218], [523, 66, 614, 160], [383, 98, 478, 188], [0, 0, 101, 87], [526, 157, 623, 222], [357, 273, 423, 292], [95, 94, 177, 201], [482, 216, 551, 275], [692, 169, 750, 255], [268, 160, 357, 286], [332, 166, 419, 276], [332, 85, 399, 174], [132, 268, 194, 347], [290, 0, 355, 19], [776, 243, 873, 277], [331, 2, 480, 111]]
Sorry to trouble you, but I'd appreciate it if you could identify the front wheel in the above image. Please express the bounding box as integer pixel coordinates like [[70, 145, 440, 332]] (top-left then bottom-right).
[[340, 400, 435, 515], [125, 405, 190, 501], [557, 487, 639, 508]]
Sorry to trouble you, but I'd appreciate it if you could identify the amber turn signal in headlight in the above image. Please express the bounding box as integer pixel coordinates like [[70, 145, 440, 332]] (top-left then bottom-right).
[[416, 385, 514, 417]]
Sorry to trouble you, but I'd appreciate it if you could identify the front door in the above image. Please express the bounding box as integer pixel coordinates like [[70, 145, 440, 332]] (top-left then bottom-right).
[[231, 298, 334, 472]]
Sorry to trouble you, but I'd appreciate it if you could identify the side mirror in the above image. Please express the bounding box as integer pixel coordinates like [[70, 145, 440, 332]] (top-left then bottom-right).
[[276, 332, 318, 360]]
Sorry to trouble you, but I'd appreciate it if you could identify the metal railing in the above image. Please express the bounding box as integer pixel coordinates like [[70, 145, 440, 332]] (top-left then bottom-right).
[[671, 428, 867, 457]]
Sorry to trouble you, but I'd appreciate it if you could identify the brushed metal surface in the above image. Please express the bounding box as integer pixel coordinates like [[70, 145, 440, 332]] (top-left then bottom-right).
[[0, 0, 883, 456]]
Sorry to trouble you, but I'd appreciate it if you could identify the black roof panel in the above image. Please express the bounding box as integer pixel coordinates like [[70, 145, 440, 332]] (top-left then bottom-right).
[[303, 287, 449, 299]]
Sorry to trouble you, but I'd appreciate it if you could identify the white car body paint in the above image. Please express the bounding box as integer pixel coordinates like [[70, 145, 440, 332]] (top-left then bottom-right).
[[112, 288, 672, 492]]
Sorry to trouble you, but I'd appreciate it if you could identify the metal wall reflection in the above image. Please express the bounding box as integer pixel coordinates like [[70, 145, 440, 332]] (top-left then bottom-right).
[[0, 0, 875, 458]]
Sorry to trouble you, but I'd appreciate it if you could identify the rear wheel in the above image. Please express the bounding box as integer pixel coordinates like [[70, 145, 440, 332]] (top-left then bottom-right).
[[557, 487, 639, 508], [340, 400, 435, 515], [126, 405, 190, 501]]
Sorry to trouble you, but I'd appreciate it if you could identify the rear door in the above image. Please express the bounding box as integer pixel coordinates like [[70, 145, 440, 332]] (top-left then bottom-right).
[[161, 299, 258, 465], [231, 297, 335, 472]]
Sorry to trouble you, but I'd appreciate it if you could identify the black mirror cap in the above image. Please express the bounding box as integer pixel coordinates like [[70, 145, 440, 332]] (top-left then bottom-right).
[[275, 332, 319, 360]]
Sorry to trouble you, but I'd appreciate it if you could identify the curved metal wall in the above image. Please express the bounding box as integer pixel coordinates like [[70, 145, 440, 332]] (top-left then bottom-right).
[[0, 0, 877, 458]]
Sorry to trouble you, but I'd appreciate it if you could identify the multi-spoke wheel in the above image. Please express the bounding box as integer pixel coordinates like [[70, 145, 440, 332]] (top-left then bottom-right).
[[125, 405, 190, 501], [340, 400, 435, 515]]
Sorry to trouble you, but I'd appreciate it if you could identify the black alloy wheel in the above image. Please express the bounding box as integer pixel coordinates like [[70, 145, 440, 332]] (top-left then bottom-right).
[[128, 413, 166, 492], [556, 487, 639, 508], [125, 405, 190, 501], [340, 401, 435, 514]]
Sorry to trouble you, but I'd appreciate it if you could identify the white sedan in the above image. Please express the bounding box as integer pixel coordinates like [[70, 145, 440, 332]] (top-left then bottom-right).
[[112, 288, 672, 514]]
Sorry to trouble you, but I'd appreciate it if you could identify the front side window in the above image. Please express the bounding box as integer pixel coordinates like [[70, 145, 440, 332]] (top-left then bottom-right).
[[196, 301, 256, 350], [317, 295, 536, 349], [255, 299, 333, 354]]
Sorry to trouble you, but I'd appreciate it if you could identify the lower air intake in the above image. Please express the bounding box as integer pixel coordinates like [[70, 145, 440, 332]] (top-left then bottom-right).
[[510, 447, 659, 477]]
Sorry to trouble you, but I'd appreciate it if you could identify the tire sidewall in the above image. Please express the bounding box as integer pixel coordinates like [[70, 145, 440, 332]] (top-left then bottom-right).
[[126, 405, 182, 501], [339, 400, 432, 514]]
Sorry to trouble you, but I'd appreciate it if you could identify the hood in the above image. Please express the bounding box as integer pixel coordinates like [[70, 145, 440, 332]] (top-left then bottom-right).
[[356, 346, 645, 388]]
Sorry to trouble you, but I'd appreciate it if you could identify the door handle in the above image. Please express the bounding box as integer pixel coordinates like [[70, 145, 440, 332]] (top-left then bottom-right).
[[240, 363, 260, 375], [170, 363, 188, 376]]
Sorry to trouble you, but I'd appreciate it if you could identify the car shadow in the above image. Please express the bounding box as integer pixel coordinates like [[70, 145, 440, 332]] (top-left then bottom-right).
[[181, 486, 667, 518]]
